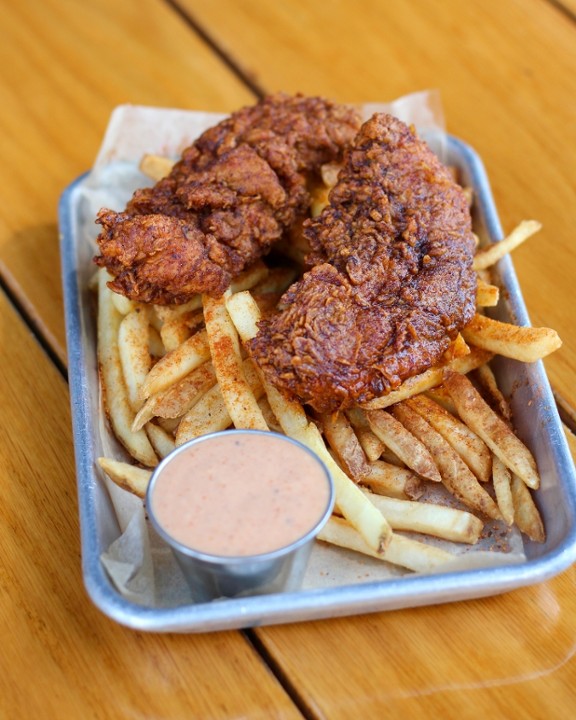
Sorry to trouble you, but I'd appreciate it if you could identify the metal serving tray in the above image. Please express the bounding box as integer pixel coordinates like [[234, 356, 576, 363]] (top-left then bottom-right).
[[59, 135, 576, 633]]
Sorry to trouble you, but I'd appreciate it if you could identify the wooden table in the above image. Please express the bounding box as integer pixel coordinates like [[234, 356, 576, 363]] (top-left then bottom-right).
[[1, 0, 575, 716]]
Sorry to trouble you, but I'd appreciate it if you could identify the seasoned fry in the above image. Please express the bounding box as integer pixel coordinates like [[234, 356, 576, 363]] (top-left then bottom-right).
[[203, 289, 268, 431], [154, 296, 203, 324], [362, 490, 483, 544], [361, 461, 423, 500], [462, 313, 561, 362], [360, 347, 493, 409], [444, 370, 540, 489], [345, 407, 385, 462], [492, 455, 514, 526], [318, 516, 454, 572], [321, 411, 370, 480], [160, 308, 204, 352], [392, 402, 502, 520], [97, 270, 157, 467], [476, 278, 500, 307], [133, 362, 217, 431], [118, 306, 152, 412], [365, 409, 442, 483], [473, 220, 542, 271], [175, 358, 264, 444], [226, 290, 393, 553], [405, 394, 492, 482], [474, 362, 513, 425], [145, 422, 176, 460], [510, 474, 545, 542], [98, 457, 152, 498], [141, 329, 211, 399]]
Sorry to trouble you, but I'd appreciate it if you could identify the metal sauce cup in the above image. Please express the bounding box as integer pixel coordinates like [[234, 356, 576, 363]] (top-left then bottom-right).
[[146, 430, 335, 602]]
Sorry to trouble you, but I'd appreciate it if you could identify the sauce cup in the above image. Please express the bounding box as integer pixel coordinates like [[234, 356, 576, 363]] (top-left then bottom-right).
[[146, 429, 335, 602]]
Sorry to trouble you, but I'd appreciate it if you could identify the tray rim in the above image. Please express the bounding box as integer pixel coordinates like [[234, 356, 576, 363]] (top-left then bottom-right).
[[59, 134, 576, 633]]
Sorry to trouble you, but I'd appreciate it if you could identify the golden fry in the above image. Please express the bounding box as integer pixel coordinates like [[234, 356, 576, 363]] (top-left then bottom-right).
[[366, 409, 442, 483], [361, 461, 423, 500], [118, 306, 152, 412], [492, 455, 514, 526], [97, 270, 157, 467], [321, 411, 370, 480], [444, 370, 541, 489], [318, 517, 454, 573], [139, 153, 175, 181], [462, 313, 561, 363], [141, 329, 211, 399], [362, 490, 483, 544], [392, 402, 502, 520], [203, 289, 268, 431], [473, 220, 542, 271], [510, 474, 545, 542], [345, 407, 385, 462], [406, 394, 492, 482], [98, 457, 152, 498]]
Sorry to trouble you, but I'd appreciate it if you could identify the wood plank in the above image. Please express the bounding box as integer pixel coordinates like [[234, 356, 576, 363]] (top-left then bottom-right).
[[180, 0, 576, 410], [254, 566, 576, 719], [0, 292, 300, 719], [0, 0, 254, 365]]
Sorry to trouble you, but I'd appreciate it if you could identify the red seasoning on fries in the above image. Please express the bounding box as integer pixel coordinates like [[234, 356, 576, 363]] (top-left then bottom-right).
[[92, 94, 561, 582]]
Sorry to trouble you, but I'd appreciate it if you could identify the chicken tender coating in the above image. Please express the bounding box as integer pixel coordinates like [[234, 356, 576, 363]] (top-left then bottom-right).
[[94, 94, 362, 304], [248, 113, 477, 412]]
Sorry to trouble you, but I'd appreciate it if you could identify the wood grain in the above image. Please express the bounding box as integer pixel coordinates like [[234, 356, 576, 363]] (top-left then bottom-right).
[[0, 291, 300, 720], [0, 0, 254, 365], [181, 0, 576, 412]]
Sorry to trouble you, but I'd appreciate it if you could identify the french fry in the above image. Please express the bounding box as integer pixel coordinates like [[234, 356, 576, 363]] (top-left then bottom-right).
[[318, 516, 454, 572], [476, 278, 500, 307], [405, 394, 492, 482], [510, 473, 545, 542], [345, 407, 385, 462], [111, 291, 137, 316], [133, 362, 218, 431], [160, 308, 204, 352], [145, 422, 176, 460], [392, 402, 502, 520], [97, 270, 157, 467], [139, 153, 175, 181], [492, 455, 514, 526], [98, 457, 151, 498], [321, 411, 370, 480], [360, 347, 493, 409], [118, 306, 152, 412], [203, 289, 268, 431], [153, 296, 203, 324], [226, 290, 393, 553], [175, 358, 264, 444], [473, 362, 513, 425], [361, 490, 483, 544], [444, 370, 540, 489], [141, 329, 211, 399], [462, 313, 561, 362], [473, 220, 542, 271], [361, 461, 423, 500], [365, 409, 442, 483]]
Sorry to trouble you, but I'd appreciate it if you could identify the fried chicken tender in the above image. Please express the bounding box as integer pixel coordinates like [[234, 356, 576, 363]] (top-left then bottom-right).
[[94, 94, 362, 304], [248, 113, 477, 413]]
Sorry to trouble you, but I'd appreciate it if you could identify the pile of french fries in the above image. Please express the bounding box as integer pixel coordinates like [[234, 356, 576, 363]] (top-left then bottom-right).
[[96, 154, 562, 575]]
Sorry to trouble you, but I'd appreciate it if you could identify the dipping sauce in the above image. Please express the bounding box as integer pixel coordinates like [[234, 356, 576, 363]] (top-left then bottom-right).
[[148, 431, 333, 557]]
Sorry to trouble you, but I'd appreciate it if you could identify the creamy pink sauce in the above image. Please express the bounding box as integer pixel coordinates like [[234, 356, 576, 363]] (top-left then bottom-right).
[[150, 433, 331, 556]]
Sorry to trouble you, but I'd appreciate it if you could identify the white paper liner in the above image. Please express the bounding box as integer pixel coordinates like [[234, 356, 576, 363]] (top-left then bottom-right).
[[81, 93, 526, 608]]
